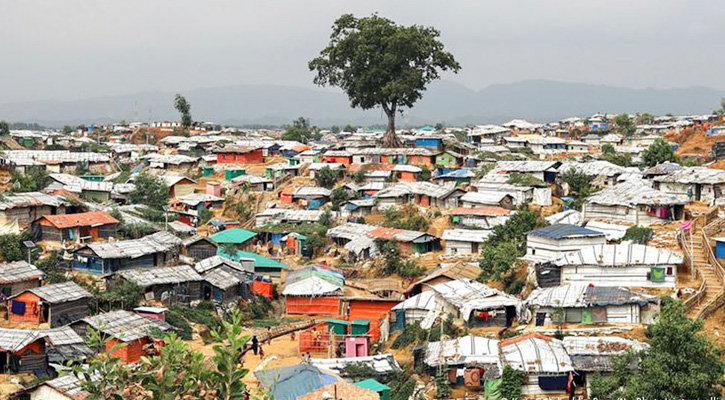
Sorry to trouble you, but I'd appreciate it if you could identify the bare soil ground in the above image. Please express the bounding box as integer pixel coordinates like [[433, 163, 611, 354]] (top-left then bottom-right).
[[189, 330, 303, 385]]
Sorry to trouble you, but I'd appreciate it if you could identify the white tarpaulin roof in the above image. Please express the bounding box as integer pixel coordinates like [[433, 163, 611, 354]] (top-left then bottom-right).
[[424, 335, 501, 367], [430, 279, 522, 323], [545, 210, 581, 225], [584, 221, 630, 241], [554, 243, 683, 267], [391, 290, 437, 312], [501, 335, 573, 373], [283, 276, 341, 296]]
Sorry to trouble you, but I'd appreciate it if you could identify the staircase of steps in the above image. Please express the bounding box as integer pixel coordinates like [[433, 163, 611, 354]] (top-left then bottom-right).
[[683, 217, 725, 319]]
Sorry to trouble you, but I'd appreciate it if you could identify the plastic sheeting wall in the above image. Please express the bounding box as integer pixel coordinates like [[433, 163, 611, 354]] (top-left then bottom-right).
[[286, 296, 340, 316]]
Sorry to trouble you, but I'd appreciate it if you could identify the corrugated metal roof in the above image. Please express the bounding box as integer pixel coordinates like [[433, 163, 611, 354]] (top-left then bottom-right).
[[50, 173, 115, 192], [0, 328, 43, 352], [653, 166, 725, 185], [527, 224, 604, 240], [348, 147, 439, 156], [308, 163, 345, 171], [42, 211, 118, 229], [366, 226, 428, 242], [642, 161, 682, 176], [80, 310, 171, 342], [211, 228, 257, 244], [554, 243, 684, 267], [85, 231, 182, 259], [177, 193, 224, 206], [294, 187, 332, 197], [19, 281, 91, 304], [194, 255, 254, 274], [375, 182, 453, 199], [202, 267, 241, 290], [0, 260, 43, 284], [0, 192, 66, 210], [1, 150, 109, 163], [327, 223, 377, 241], [492, 160, 560, 173], [168, 220, 197, 234], [392, 164, 422, 172], [460, 191, 510, 205], [119, 265, 203, 287], [140, 153, 198, 165], [412, 263, 481, 290], [232, 174, 272, 184], [41, 374, 88, 399], [557, 161, 625, 177]]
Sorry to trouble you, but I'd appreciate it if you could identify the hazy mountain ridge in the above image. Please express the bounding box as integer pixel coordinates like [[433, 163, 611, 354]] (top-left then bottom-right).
[[1, 80, 723, 127]]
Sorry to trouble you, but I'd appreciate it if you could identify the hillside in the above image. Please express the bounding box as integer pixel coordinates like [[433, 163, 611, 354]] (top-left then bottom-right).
[[1, 80, 724, 127]]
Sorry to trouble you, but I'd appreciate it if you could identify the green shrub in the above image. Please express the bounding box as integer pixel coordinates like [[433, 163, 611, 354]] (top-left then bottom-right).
[[623, 226, 654, 244], [501, 365, 526, 400]]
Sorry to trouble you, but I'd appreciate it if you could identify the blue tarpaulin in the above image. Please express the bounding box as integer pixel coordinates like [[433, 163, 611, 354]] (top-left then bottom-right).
[[11, 300, 25, 315], [255, 364, 338, 400]]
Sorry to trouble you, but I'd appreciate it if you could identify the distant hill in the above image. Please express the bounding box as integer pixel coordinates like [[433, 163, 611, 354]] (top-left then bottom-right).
[[1, 80, 723, 127]]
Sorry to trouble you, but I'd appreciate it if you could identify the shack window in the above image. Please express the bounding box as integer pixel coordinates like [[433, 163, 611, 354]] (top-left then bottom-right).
[[650, 267, 666, 282], [565, 309, 582, 323]]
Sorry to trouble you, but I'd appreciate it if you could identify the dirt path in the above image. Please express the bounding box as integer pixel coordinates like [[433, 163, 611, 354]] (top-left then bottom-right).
[[189, 331, 303, 385]]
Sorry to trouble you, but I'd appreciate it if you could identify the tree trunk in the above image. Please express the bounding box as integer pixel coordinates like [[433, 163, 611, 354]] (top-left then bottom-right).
[[382, 108, 403, 148]]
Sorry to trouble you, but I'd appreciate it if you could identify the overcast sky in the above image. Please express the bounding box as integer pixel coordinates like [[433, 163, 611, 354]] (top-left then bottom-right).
[[2, 0, 725, 104]]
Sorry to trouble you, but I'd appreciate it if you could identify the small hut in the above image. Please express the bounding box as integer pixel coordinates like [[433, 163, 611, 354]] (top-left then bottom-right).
[[8, 281, 91, 327]]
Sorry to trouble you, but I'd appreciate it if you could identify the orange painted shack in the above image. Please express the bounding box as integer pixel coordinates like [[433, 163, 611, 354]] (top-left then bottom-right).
[[216, 146, 264, 164], [38, 211, 119, 243], [71, 310, 171, 363], [8, 281, 91, 328], [0, 328, 48, 374]]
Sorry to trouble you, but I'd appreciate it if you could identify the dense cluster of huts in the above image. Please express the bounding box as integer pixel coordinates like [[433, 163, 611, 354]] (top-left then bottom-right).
[[1, 113, 722, 399]]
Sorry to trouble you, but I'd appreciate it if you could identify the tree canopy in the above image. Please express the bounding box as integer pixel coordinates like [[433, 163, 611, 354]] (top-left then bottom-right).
[[174, 94, 192, 129], [601, 144, 633, 167], [613, 113, 636, 136], [282, 117, 320, 143], [591, 298, 724, 400], [315, 166, 339, 189], [642, 137, 678, 167], [0, 121, 9, 136], [11, 166, 48, 193], [309, 14, 460, 147], [129, 173, 170, 209]]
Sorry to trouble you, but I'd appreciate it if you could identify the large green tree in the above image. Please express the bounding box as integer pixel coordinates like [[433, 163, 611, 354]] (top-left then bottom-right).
[[129, 172, 170, 209], [0, 121, 9, 136], [591, 298, 724, 400], [642, 137, 678, 167], [613, 113, 636, 136], [282, 117, 318, 143], [309, 14, 460, 147], [174, 94, 192, 130]]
